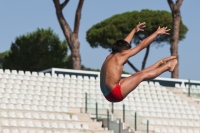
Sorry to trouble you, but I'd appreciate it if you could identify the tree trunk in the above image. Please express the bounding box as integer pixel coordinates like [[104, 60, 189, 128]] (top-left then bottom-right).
[[167, 0, 183, 78], [170, 15, 180, 78], [71, 37, 81, 69], [127, 33, 151, 72], [53, 0, 84, 70], [141, 45, 150, 70], [127, 60, 139, 72]]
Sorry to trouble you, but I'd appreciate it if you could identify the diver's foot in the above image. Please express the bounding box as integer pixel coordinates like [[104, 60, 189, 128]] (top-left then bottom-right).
[[160, 56, 176, 66], [167, 59, 178, 72]]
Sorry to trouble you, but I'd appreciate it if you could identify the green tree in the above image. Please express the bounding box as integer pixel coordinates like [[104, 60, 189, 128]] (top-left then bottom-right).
[[3, 28, 72, 71], [0, 51, 9, 68], [86, 9, 188, 72]]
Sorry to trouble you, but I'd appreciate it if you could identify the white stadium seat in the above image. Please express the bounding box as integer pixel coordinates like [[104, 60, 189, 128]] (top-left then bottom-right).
[[1, 69, 200, 133]]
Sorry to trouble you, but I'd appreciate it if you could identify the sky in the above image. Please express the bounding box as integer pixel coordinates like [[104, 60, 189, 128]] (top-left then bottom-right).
[[0, 0, 200, 81]]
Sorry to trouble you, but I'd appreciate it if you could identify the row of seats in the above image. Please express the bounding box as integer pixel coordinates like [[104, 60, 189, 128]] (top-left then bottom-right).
[[175, 83, 200, 94], [154, 127, 200, 133], [128, 97, 183, 102], [89, 99, 191, 109], [0, 69, 164, 87], [87, 104, 200, 118], [0, 96, 84, 104], [0, 97, 86, 105], [2, 129, 97, 133], [0, 73, 95, 80], [144, 119, 200, 127], [1, 120, 90, 129], [0, 104, 69, 112], [0, 86, 174, 96], [182, 88, 200, 94], [0, 91, 85, 101], [2, 98, 196, 116], [0, 88, 178, 99], [136, 111, 199, 119], [0, 111, 78, 120], [85, 98, 192, 108], [175, 83, 200, 90], [0, 83, 175, 95], [134, 106, 198, 113], [0, 83, 100, 91], [0, 71, 100, 82], [0, 101, 82, 108], [134, 88, 171, 93], [0, 89, 184, 104], [0, 79, 99, 86], [0, 87, 100, 94]]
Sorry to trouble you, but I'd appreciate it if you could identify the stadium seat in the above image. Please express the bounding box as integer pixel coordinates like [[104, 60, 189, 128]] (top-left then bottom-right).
[[181, 121, 188, 126], [8, 111, 16, 118], [194, 122, 200, 127], [43, 121, 50, 128], [71, 115, 79, 121], [154, 128, 161, 133], [169, 113, 176, 118], [46, 131, 52, 133], [150, 112, 157, 117], [181, 128, 188, 133], [188, 114, 194, 119], [1, 111, 8, 117], [188, 121, 194, 127], [175, 121, 182, 126], [194, 129, 200, 133], [5, 69, 11, 74], [11, 129, 19, 133], [27, 121, 34, 127], [0, 69, 3, 73], [168, 120, 175, 126], [41, 113, 48, 119], [67, 123, 74, 129], [10, 120, 17, 126], [51, 122, 58, 128], [175, 83, 181, 88], [74, 123, 82, 129], [16, 112, 23, 118], [193, 114, 200, 120], [167, 128, 174, 133], [174, 128, 181, 133], [2, 129, 10, 133], [49, 113, 55, 120], [59, 122, 66, 128], [82, 123, 89, 129], [17, 121, 25, 127]]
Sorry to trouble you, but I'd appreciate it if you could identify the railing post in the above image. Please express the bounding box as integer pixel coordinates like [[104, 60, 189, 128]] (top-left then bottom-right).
[[107, 109, 109, 130], [123, 104, 125, 123], [135, 112, 137, 131], [111, 102, 114, 114], [147, 120, 149, 133], [96, 102, 98, 121], [188, 79, 190, 97], [119, 119, 121, 133], [85, 93, 87, 113]]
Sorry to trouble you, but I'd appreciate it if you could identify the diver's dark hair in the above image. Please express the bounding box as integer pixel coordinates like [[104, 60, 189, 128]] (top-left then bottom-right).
[[111, 39, 131, 53]]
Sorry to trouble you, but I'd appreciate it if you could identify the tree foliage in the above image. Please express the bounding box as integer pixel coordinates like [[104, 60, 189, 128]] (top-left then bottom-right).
[[0, 51, 9, 68], [3, 28, 71, 71], [86, 9, 188, 49]]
